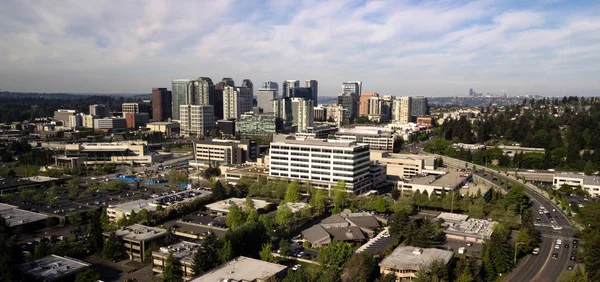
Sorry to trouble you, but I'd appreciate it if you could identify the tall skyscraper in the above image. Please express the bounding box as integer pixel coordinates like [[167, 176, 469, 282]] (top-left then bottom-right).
[[257, 81, 278, 113], [338, 93, 358, 121], [223, 86, 253, 120], [179, 104, 215, 137], [152, 88, 172, 121], [410, 96, 429, 119], [359, 92, 379, 116], [381, 95, 394, 121], [291, 87, 313, 100], [187, 77, 215, 105], [89, 104, 109, 118], [282, 80, 300, 98], [305, 80, 318, 105], [214, 82, 226, 120], [273, 97, 293, 131], [342, 81, 362, 97], [222, 78, 235, 87], [295, 99, 314, 133], [392, 96, 412, 124], [242, 79, 253, 95], [171, 79, 192, 120]]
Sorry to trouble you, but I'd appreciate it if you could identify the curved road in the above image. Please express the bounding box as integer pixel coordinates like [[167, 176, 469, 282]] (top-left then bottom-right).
[[439, 155, 574, 282]]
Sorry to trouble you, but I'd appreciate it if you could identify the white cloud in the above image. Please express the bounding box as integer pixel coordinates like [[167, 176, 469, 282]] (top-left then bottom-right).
[[0, 0, 599, 96]]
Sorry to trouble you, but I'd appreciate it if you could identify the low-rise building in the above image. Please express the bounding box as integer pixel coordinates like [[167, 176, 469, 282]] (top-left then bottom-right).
[[379, 246, 454, 281], [94, 117, 127, 131], [335, 127, 395, 151], [0, 203, 48, 231], [152, 241, 200, 280], [236, 112, 280, 136], [17, 255, 91, 282], [62, 141, 157, 165], [301, 211, 381, 247], [294, 124, 338, 139], [370, 151, 437, 181], [190, 256, 288, 282], [553, 173, 600, 197], [125, 112, 150, 128], [105, 224, 168, 262], [190, 139, 258, 166], [435, 212, 495, 243], [206, 197, 270, 216], [397, 171, 471, 195], [146, 121, 180, 136]]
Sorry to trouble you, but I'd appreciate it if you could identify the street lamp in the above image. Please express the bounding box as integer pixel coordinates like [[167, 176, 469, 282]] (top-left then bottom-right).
[[514, 242, 526, 264]]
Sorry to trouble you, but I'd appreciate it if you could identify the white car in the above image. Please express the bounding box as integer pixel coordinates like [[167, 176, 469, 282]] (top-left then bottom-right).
[[292, 264, 302, 271], [555, 244, 560, 249], [556, 239, 562, 245]]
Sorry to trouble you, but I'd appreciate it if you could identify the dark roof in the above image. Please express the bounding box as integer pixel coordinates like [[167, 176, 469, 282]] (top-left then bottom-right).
[[320, 214, 348, 225], [301, 225, 330, 244], [347, 216, 380, 230], [325, 226, 366, 241]]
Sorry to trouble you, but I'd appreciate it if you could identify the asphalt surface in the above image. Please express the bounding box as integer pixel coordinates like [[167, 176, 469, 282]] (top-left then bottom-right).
[[439, 155, 574, 282]]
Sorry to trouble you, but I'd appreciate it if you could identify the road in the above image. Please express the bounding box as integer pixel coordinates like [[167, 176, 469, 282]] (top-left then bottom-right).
[[439, 155, 574, 282]]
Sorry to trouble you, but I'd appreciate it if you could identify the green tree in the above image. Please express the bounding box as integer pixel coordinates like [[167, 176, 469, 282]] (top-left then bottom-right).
[[163, 251, 183, 282], [212, 180, 227, 200], [317, 240, 353, 268], [309, 189, 326, 215], [333, 180, 349, 213], [245, 195, 255, 212], [275, 204, 293, 226], [226, 203, 246, 229], [341, 252, 377, 282], [284, 181, 301, 203], [259, 242, 275, 262], [102, 232, 126, 261], [75, 269, 100, 282], [279, 239, 290, 256], [375, 196, 388, 213], [219, 240, 233, 263], [192, 233, 223, 275]]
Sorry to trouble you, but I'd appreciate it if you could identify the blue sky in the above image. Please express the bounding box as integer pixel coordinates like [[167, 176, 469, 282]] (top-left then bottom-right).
[[0, 0, 599, 97]]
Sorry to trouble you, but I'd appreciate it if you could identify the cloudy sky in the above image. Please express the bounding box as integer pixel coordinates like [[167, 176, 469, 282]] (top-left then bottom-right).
[[1, 0, 599, 97]]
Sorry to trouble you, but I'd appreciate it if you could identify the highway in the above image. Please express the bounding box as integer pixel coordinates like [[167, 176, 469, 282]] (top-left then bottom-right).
[[439, 155, 574, 282]]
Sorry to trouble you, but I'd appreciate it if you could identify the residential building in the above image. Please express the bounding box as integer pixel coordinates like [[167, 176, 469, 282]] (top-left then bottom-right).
[[146, 121, 180, 136], [379, 246, 453, 281], [125, 112, 150, 128], [301, 211, 381, 247], [152, 241, 200, 280], [179, 104, 215, 137], [305, 79, 318, 105], [368, 96, 383, 121], [392, 96, 412, 124], [417, 116, 435, 126], [436, 212, 495, 242], [18, 255, 91, 282], [93, 117, 127, 131], [273, 97, 293, 131], [105, 224, 167, 262], [223, 86, 253, 120], [553, 173, 600, 197], [206, 197, 270, 215], [411, 96, 429, 120], [359, 92, 379, 116], [89, 104, 109, 118], [171, 79, 192, 120], [342, 81, 362, 97], [282, 80, 300, 98], [335, 127, 395, 151], [152, 87, 172, 121], [269, 136, 372, 193], [191, 139, 258, 166], [257, 81, 278, 112], [237, 113, 279, 136], [338, 93, 358, 121], [189, 256, 288, 282]]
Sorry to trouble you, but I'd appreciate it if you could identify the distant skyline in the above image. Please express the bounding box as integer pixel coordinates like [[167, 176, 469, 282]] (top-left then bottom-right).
[[1, 0, 599, 97]]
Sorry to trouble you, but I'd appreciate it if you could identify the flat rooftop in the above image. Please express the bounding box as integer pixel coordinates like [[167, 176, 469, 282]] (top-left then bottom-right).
[[380, 246, 453, 270], [0, 203, 48, 227], [154, 241, 200, 262], [409, 171, 467, 188], [436, 212, 495, 238], [206, 197, 270, 214], [109, 189, 212, 214], [273, 137, 365, 148], [190, 256, 287, 282], [437, 212, 469, 222], [284, 202, 310, 213], [555, 173, 600, 186], [113, 224, 167, 241], [17, 255, 90, 281]]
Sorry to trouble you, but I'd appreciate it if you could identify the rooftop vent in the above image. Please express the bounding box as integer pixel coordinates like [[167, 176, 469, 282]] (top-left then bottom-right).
[[412, 248, 423, 255]]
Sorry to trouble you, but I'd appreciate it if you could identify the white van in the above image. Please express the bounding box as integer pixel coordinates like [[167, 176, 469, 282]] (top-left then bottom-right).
[[458, 247, 466, 254]]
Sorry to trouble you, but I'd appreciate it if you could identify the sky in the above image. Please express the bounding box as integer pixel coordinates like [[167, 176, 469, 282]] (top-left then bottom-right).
[[1, 0, 599, 97]]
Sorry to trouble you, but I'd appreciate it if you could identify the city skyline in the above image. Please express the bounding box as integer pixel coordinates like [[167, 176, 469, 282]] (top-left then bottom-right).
[[0, 1, 599, 96]]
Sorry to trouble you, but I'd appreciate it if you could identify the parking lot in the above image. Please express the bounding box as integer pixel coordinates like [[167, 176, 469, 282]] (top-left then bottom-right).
[[440, 239, 483, 257]]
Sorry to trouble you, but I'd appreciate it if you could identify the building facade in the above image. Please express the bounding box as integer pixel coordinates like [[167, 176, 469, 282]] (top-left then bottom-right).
[[269, 137, 372, 193], [171, 79, 192, 120], [305, 79, 318, 105], [335, 127, 395, 151], [93, 118, 127, 131], [236, 113, 279, 136], [192, 139, 258, 166], [392, 96, 412, 124], [152, 87, 172, 121], [411, 96, 429, 120], [125, 112, 150, 128], [338, 93, 358, 121], [223, 86, 253, 120], [179, 105, 215, 137], [89, 104, 109, 118], [257, 81, 278, 113], [359, 92, 379, 116], [282, 80, 300, 98]]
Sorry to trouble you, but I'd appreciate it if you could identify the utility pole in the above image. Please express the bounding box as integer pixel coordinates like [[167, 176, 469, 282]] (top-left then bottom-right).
[[514, 242, 526, 264]]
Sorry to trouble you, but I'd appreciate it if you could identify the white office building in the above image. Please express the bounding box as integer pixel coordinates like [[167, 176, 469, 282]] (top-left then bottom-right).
[[553, 173, 600, 197], [223, 86, 253, 120], [179, 104, 215, 137], [392, 96, 412, 124], [269, 136, 372, 193], [257, 81, 278, 113], [335, 127, 395, 151]]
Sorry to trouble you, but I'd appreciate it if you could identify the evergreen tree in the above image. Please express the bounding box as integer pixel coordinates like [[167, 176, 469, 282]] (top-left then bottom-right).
[[163, 251, 183, 282], [284, 181, 301, 203], [192, 233, 223, 275], [102, 232, 126, 261]]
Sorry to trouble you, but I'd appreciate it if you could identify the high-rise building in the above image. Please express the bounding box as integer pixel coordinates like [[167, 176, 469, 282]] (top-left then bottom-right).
[[381, 96, 394, 122], [282, 80, 300, 98], [257, 81, 278, 113], [269, 136, 372, 193], [305, 80, 318, 105], [223, 86, 253, 120], [171, 79, 192, 120], [313, 105, 327, 121], [89, 104, 109, 118], [296, 99, 314, 133], [222, 78, 235, 87], [214, 82, 226, 120], [338, 93, 358, 121], [152, 88, 172, 121], [179, 104, 215, 137], [392, 96, 412, 124], [359, 92, 379, 116], [410, 96, 429, 119], [291, 87, 313, 100], [368, 96, 382, 116], [273, 98, 293, 131], [187, 77, 215, 105], [242, 79, 253, 96], [342, 81, 362, 97]]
